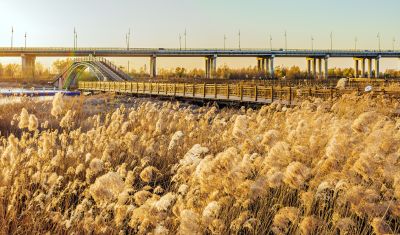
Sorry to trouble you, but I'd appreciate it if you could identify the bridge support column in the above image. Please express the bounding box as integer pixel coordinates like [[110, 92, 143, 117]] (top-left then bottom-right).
[[361, 58, 366, 78], [205, 57, 210, 78], [205, 56, 217, 79], [257, 58, 262, 72], [306, 57, 317, 79], [269, 56, 275, 79], [21, 54, 36, 79], [211, 55, 217, 78], [324, 56, 329, 80], [307, 58, 312, 77], [354, 58, 359, 78], [257, 57, 268, 73], [375, 57, 380, 78], [318, 58, 322, 79], [312, 58, 317, 79], [150, 56, 157, 78], [368, 58, 373, 78]]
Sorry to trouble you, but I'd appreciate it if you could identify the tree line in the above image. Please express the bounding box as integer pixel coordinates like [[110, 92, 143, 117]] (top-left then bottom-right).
[[0, 59, 399, 80]]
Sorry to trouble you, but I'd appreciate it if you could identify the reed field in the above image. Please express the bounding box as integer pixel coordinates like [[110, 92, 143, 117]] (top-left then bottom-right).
[[0, 92, 399, 234]]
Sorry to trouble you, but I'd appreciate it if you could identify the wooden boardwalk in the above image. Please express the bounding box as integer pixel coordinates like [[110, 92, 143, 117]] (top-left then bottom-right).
[[78, 81, 400, 105]]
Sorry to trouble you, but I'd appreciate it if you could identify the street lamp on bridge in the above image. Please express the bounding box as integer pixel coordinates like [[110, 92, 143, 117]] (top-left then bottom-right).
[[184, 29, 187, 50], [284, 31, 287, 50], [354, 37, 358, 50], [269, 34, 272, 51], [393, 37, 396, 51], [311, 35, 314, 51], [24, 32, 27, 49], [73, 27, 77, 50], [238, 30, 241, 50], [330, 32, 333, 51], [377, 32, 381, 51], [224, 34, 227, 50], [11, 26, 14, 49], [179, 34, 182, 50]]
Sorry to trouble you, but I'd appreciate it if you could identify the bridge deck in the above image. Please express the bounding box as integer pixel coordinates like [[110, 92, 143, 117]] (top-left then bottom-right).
[[78, 81, 400, 105], [2, 47, 400, 58]]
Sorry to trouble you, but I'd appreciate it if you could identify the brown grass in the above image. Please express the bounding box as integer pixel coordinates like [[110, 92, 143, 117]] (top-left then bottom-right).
[[0, 93, 399, 234]]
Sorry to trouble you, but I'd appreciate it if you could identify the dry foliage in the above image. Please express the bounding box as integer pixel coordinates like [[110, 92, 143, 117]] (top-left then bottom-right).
[[0, 92, 399, 234]]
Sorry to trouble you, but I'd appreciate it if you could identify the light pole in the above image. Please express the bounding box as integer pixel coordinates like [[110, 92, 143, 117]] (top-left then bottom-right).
[[377, 32, 381, 51], [73, 27, 77, 50], [311, 36, 314, 51], [393, 37, 396, 51], [270, 34, 272, 51], [184, 29, 187, 50], [284, 30, 287, 50], [238, 30, 241, 50], [224, 34, 227, 50], [330, 32, 333, 51], [354, 37, 358, 50], [126, 28, 131, 50], [24, 32, 27, 48], [11, 27, 14, 49], [179, 34, 182, 50]]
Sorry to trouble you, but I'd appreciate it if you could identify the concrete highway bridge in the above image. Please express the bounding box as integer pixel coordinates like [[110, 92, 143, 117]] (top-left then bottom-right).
[[1, 47, 400, 79]]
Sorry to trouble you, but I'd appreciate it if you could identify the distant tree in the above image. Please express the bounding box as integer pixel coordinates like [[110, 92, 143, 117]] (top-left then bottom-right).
[[52, 58, 72, 74], [175, 67, 186, 77], [0, 63, 3, 77], [5, 64, 20, 78]]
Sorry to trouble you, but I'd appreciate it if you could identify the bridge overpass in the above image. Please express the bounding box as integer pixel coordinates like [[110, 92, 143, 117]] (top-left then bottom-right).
[[1, 47, 400, 79]]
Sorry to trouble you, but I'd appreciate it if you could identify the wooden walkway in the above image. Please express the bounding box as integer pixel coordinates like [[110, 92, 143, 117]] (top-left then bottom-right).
[[78, 81, 400, 105]]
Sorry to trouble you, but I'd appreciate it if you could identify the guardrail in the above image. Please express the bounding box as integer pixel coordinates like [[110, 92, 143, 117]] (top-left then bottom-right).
[[1, 47, 399, 53], [77, 81, 400, 105]]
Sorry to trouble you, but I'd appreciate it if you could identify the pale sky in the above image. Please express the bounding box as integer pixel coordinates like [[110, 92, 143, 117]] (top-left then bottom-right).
[[1, 0, 399, 71]]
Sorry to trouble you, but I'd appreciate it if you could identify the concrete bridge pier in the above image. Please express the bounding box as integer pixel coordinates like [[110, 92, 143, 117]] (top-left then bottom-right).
[[21, 54, 36, 78], [306, 57, 318, 79], [361, 58, 366, 78], [367, 58, 373, 78], [307, 58, 312, 77], [257, 57, 268, 73], [205, 55, 217, 79], [269, 56, 275, 79], [324, 56, 329, 79], [375, 56, 380, 78], [150, 55, 157, 78], [312, 58, 317, 79], [318, 58, 322, 79], [354, 58, 360, 78]]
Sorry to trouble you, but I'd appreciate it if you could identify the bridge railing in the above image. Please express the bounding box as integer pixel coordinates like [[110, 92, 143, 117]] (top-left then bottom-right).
[[77, 81, 400, 104], [1, 47, 399, 54]]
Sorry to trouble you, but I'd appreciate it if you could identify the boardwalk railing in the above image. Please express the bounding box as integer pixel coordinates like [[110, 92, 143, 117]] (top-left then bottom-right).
[[78, 81, 400, 105]]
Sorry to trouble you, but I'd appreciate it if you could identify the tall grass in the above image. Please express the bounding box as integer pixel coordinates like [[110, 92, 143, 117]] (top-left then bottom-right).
[[0, 93, 399, 234]]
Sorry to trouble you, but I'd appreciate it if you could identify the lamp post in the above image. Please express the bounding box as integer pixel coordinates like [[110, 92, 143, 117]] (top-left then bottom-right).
[[179, 34, 182, 50], [393, 37, 396, 51], [11, 27, 14, 49], [284, 30, 287, 50], [311, 36, 314, 51], [24, 32, 27, 48], [270, 34, 272, 51], [184, 29, 187, 50], [377, 33, 381, 51], [354, 37, 358, 50], [224, 34, 227, 50], [330, 32, 333, 51], [238, 30, 241, 50]]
